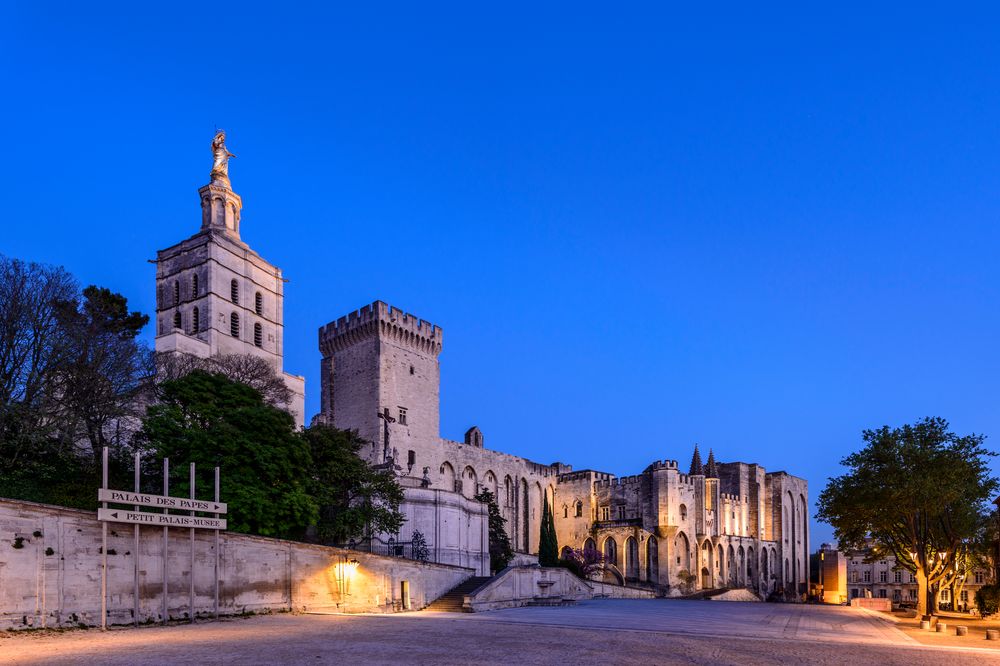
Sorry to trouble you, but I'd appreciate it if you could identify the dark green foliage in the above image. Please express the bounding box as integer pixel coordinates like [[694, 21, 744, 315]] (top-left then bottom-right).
[[301, 424, 404, 543], [557, 547, 605, 579], [474, 488, 513, 573], [139, 371, 317, 539], [538, 497, 559, 567], [975, 585, 1000, 617], [816, 417, 998, 616]]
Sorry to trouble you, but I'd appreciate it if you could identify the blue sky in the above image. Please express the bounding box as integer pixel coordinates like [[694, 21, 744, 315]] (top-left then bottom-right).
[[4, 4, 1000, 546]]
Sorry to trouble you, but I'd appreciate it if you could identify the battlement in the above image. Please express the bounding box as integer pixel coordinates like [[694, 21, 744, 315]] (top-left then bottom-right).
[[645, 459, 679, 472], [721, 492, 740, 502], [319, 300, 443, 356], [557, 470, 614, 484], [594, 474, 643, 489]]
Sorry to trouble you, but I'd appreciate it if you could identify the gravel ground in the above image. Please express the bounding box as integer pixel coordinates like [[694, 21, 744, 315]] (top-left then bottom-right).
[[4, 601, 1000, 665]]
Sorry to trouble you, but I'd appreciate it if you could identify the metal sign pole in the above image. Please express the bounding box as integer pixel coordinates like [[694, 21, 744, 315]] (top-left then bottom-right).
[[101, 446, 108, 631], [134, 451, 140, 627], [214, 466, 220, 620], [190, 462, 195, 623], [162, 458, 169, 625]]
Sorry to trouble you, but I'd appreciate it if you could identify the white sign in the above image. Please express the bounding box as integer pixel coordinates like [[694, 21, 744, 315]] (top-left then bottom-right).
[[98, 488, 227, 514], [98, 508, 227, 530]]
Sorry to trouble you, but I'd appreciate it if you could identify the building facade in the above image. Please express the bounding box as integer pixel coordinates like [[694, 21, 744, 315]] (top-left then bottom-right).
[[844, 550, 992, 611], [319, 301, 810, 597]]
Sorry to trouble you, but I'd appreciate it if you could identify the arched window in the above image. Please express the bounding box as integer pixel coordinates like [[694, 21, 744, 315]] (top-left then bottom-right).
[[255, 291, 263, 315], [603, 537, 618, 567], [191, 273, 199, 297], [563, 504, 568, 519], [173, 311, 181, 330], [679, 504, 688, 521], [254, 323, 262, 347], [192, 307, 200, 333], [230, 279, 239, 304], [575, 500, 583, 517], [583, 537, 597, 554], [230, 312, 239, 338], [173, 281, 180, 306]]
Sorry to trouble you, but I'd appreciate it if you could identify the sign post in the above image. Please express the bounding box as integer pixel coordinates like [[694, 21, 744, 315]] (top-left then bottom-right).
[[97, 452, 225, 628], [101, 447, 108, 631]]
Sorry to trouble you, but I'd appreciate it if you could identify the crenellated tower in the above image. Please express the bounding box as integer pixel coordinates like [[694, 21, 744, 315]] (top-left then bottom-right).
[[318, 301, 443, 466]]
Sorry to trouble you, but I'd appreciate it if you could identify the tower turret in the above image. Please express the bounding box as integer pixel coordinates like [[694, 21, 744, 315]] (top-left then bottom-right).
[[689, 444, 704, 475]]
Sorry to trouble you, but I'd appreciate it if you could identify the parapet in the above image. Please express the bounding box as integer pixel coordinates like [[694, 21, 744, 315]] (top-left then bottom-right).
[[319, 300, 443, 356]]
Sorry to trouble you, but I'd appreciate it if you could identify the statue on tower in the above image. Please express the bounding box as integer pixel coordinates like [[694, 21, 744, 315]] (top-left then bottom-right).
[[210, 130, 236, 188]]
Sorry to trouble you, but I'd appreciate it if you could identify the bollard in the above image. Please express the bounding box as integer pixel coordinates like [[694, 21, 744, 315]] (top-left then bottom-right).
[[987, 629, 1000, 641], [955, 626, 968, 636], [936, 622, 947, 633], [920, 620, 931, 630]]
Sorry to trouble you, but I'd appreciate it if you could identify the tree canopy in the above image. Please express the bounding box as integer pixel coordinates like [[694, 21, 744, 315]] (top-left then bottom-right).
[[817, 417, 998, 617], [301, 424, 404, 543], [538, 495, 559, 566], [474, 488, 513, 573], [139, 370, 317, 538]]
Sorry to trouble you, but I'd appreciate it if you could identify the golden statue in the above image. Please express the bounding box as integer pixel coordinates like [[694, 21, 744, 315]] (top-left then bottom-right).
[[210, 130, 236, 187]]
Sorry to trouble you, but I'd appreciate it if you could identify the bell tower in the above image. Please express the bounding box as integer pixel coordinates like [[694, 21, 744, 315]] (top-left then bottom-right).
[[153, 131, 305, 427]]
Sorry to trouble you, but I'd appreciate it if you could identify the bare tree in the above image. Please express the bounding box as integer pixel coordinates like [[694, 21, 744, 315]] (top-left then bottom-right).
[[0, 255, 77, 463], [156, 352, 292, 408]]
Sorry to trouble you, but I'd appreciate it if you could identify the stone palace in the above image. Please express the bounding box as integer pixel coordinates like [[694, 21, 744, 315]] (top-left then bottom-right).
[[155, 136, 809, 599]]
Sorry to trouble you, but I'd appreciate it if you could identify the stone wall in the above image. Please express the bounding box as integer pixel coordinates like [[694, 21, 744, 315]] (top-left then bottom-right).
[[466, 566, 655, 612], [0, 499, 473, 630]]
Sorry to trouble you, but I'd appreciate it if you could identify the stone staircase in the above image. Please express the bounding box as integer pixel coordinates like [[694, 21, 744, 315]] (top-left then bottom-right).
[[425, 576, 492, 612]]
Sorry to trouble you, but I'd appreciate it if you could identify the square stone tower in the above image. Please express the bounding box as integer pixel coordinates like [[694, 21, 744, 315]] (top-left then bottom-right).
[[318, 302, 442, 466], [154, 139, 305, 427]]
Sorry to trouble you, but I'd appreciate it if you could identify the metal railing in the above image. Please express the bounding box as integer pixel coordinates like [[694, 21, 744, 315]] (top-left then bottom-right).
[[337, 537, 417, 560]]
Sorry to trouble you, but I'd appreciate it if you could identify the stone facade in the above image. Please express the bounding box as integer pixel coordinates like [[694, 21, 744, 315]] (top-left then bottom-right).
[[319, 301, 809, 598], [839, 546, 993, 612], [0, 499, 474, 629], [154, 176, 304, 427]]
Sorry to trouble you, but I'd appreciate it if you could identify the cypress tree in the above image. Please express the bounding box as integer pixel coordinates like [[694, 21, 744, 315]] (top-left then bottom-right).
[[538, 497, 559, 566]]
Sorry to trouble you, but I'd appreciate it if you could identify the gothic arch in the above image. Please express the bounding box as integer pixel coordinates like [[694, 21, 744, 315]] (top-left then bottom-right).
[[483, 470, 498, 497], [727, 545, 736, 586], [646, 536, 658, 584], [602, 536, 618, 568], [504, 475, 514, 507], [624, 536, 639, 581], [440, 462, 455, 492], [462, 466, 478, 498], [674, 531, 691, 572], [583, 537, 597, 554], [737, 545, 746, 586], [746, 546, 755, 587]]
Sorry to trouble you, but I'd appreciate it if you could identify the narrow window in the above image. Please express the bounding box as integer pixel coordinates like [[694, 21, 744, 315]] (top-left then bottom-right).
[[254, 322, 262, 347], [174, 281, 180, 305], [192, 307, 200, 333], [575, 501, 583, 517], [617, 506, 625, 520], [191, 273, 199, 297], [398, 407, 408, 425], [563, 505, 568, 518], [231, 279, 239, 304], [409, 365, 415, 375], [230, 312, 240, 338], [255, 291, 263, 316], [173, 311, 182, 330]]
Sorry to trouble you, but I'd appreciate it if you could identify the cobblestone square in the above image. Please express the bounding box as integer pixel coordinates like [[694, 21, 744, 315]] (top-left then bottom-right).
[[5, 600, 1000, 665]]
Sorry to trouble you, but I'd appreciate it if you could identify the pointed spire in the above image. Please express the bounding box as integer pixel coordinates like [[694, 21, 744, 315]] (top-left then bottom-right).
[[689, 443, 704, 476], [706, 449, 719, 478]]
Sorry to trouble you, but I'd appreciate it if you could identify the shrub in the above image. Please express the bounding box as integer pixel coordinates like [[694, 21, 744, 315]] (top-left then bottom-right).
[[976, 585, 1000, 616]]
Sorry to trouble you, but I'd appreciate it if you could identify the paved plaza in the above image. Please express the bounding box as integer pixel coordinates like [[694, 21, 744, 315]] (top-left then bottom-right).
[[4, 600, 1000, 665]]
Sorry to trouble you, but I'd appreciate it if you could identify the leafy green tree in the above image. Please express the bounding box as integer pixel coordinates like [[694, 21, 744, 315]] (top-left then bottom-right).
[[300, 424, 404, 543], [538, 496, 559, 566], [817, 417, 998, 618], [139, 371, 317, 539], [474, 488, 513, 573]]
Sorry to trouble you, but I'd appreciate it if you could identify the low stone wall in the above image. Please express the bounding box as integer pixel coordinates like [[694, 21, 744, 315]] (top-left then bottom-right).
[[466, 566, 655, 612], [850, 598, 892, 611], [0, 498, 473, 630]]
